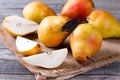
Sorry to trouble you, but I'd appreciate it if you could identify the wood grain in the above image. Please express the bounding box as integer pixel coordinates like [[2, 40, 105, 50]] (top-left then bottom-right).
[[0, 74, 35, 80], [0, 60, 32, 75]]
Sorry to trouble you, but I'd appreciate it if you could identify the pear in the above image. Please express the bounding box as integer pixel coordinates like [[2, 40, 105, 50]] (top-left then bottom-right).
[[70, 23, 102, 63], [61, 0, 94, 19], [88, 10, 120, 38], [2, 15, 39, 37], [16, 36, 42, 56], [23, 1, 56, 24], [38, 16, 70, 47], [22, 48, 68, 68]]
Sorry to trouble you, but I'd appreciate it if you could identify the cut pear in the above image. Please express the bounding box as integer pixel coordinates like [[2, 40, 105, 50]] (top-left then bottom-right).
[[16, 36, 42, 56], [2, 15, 39, 37], [22, 48, 68, 68]]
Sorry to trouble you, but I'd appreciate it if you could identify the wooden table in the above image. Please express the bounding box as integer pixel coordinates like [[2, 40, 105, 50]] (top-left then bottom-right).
[[0, 0, 120, 80]]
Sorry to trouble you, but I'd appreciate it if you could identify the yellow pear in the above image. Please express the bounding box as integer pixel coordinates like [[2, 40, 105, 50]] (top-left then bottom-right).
[[70, 23, 102, 63], [23, 1, 56, 24], [88, 10, 120, 38], [38, 16, 70, 47]]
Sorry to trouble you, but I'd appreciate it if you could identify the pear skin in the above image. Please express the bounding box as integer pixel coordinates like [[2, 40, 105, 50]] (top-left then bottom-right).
[[88, 10, 120, 38], [61, 0, 94, 19], [38, 16, 70, 47], [70, 24, 102, 63]]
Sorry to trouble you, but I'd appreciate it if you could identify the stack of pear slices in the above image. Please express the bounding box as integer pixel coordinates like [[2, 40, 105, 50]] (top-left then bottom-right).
[[2, 15, 68, 69]]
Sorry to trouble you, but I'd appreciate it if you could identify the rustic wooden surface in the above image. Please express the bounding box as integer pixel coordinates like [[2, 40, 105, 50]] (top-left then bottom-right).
[[0, 0, 120, 80]]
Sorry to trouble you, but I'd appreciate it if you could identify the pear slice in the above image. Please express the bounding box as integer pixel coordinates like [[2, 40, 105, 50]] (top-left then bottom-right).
[[16, 36, 42, 56], [2, 15, 39, 37], [22, 48, 68, 68]]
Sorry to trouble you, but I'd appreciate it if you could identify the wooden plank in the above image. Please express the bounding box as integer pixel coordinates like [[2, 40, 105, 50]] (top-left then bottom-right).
[[0, 74, 35, 80], [0, 74, 120, 80], [0, 0, 66, 4], [0, 0, 65, 14], [0, 2, 64, 9], [0, 48, 12, 54], [0, 60, 32, 75], [93, 0, 120, 6], [0, 49, 17, 60], [0, 38, 17, 60], [0, 0, 120, 11], [0, 0, 120, 20], [85, 61, 120, 75], [0, 38, 6, 48], [70, 75, 120, 80]]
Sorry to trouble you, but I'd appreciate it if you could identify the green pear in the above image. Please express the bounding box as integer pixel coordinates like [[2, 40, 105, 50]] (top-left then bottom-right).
[[70, 23, 102, 63], [88, 10, 120, 38]]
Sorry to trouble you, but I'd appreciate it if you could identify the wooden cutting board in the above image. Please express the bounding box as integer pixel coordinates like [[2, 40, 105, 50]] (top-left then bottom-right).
[[1, 26, 120, 80]]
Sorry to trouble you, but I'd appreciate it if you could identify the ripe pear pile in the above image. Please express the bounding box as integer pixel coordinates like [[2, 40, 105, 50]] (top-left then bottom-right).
[[2, 0, 120, 67], [37, 0, 102, 63]]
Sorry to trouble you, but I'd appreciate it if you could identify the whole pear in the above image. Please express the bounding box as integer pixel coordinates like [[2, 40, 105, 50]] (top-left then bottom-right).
[[23, 1, 56, 24], [38, 16, 70, 47], [88, 10, 120, 38], [70, 23, 102, 63], [61, 0, 94, 19]]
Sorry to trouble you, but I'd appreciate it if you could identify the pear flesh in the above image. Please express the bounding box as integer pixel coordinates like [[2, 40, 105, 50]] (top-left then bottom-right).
[[2, 15, 39, 37], [22, 48, 68, 68], [16, 36, 42, 56]]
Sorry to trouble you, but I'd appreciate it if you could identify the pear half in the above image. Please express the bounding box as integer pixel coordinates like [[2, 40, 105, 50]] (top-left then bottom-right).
[[22, 48, 68, 68], [16, 36, 42, 56], [2, 15, 39, 37]]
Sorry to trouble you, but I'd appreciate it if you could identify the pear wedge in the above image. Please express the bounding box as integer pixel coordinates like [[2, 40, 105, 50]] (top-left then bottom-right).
[[2, 15, 39, 37], [22, 48, 68, 68], [16, 36, 42, 56]]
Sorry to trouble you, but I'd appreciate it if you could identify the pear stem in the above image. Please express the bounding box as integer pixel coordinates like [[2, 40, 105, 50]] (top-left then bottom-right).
[[86, 56, 96, 63]]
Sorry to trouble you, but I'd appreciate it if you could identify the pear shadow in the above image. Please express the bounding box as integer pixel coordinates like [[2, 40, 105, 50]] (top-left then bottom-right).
[[24, 32, 38, 40]]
